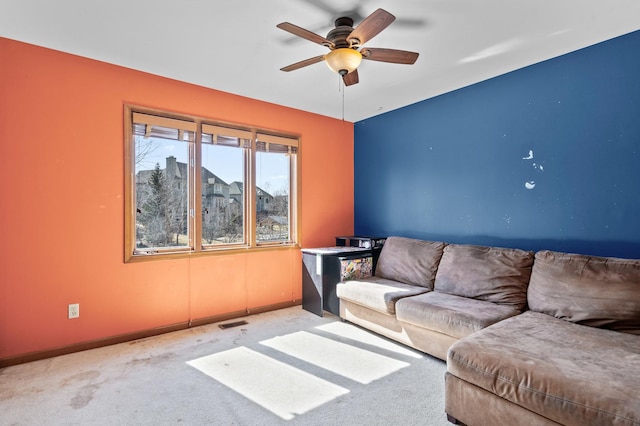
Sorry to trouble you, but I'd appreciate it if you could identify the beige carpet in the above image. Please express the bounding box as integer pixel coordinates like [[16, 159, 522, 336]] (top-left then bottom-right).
[[0, 306, 449, 425]]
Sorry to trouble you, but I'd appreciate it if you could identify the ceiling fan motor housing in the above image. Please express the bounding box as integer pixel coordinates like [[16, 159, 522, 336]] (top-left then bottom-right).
[[327, 17, 358, 48]]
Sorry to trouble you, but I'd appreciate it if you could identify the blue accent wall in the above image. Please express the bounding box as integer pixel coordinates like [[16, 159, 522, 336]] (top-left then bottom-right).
[[354, 30, 640, 258]]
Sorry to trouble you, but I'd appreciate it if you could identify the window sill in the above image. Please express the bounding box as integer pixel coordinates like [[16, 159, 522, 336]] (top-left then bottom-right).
[[125, 243, 300, 263]]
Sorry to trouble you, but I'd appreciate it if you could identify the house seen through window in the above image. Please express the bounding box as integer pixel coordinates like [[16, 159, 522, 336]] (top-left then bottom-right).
[[125, 107, 299, 261]]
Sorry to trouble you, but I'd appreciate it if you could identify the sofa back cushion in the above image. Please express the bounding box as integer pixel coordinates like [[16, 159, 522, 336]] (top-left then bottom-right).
[[375, 237, 446, 289], [528, 250, 640, 335], [434, 244, 534, 310]]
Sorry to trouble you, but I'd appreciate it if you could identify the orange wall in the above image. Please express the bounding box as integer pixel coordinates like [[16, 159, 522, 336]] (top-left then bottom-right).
[[0, 37, 354, 361]]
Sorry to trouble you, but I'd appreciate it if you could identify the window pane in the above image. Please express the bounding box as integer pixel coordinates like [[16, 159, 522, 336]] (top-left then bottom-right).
[[256, 150, 290, 243], [201, 141, 245, 245], [134, 135, 190, 252]]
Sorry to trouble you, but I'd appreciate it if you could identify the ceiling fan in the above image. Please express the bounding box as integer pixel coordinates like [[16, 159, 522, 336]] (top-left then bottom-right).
[[277, 8, 419, 86]]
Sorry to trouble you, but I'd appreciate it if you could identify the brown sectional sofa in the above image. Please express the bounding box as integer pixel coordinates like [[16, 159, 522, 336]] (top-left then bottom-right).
[[336, 236, 640, 425]]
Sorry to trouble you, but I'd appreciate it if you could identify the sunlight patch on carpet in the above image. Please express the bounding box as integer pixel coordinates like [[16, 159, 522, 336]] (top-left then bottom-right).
[[261, 331, 410, 384], [316, 322, 424, 359], [187, 347, 349, 420]]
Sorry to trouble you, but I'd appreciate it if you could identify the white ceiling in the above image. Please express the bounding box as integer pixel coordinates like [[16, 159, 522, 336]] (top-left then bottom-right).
[[2, 0, 640, 122]]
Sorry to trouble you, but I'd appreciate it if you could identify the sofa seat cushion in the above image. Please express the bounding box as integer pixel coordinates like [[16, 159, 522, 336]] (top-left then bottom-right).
[[395, 291, 521, 339], [375, 237, 446, 288], [448, 311, 640, 426], [434, 244, 534, 310], [528, 250, 640, 335], [336, 277, 431, 315]]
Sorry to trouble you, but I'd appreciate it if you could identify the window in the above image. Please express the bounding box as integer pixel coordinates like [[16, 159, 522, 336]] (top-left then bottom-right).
[[256, 133, 296, 243], [124, 107, 299, 261]]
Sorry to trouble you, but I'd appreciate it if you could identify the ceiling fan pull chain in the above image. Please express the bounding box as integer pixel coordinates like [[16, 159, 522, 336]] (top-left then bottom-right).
[[341, 76, 345, 121]]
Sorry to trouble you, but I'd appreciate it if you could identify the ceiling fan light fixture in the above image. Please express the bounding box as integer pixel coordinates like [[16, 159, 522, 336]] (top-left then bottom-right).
[[325, 48, 362, 76]]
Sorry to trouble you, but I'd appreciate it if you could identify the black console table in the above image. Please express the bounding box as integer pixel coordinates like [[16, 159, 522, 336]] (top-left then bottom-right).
[[301, 246, 373, 316]]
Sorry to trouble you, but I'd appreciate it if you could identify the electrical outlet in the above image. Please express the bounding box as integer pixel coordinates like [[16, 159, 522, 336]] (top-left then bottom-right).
[[68, 303, 80, 319]]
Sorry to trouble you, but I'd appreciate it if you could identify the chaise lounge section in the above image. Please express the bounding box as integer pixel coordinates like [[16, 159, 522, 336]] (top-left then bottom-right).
[[445, 250, 640, 425]]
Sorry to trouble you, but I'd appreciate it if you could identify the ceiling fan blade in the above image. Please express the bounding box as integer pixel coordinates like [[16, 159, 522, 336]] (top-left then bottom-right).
[[361, 48, 419, 64], [280, 55, 325, 72], [343, 69, 359, 86], [277, 22, 334, 48], [347, 8, 395, 46]]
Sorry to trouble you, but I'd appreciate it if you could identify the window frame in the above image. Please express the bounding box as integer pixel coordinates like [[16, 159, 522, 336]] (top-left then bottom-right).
[[124, 105, 300, 262]]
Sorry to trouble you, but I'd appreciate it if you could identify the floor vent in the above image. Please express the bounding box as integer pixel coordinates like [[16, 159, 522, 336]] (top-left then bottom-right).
[[218, 320, 248, 330]]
